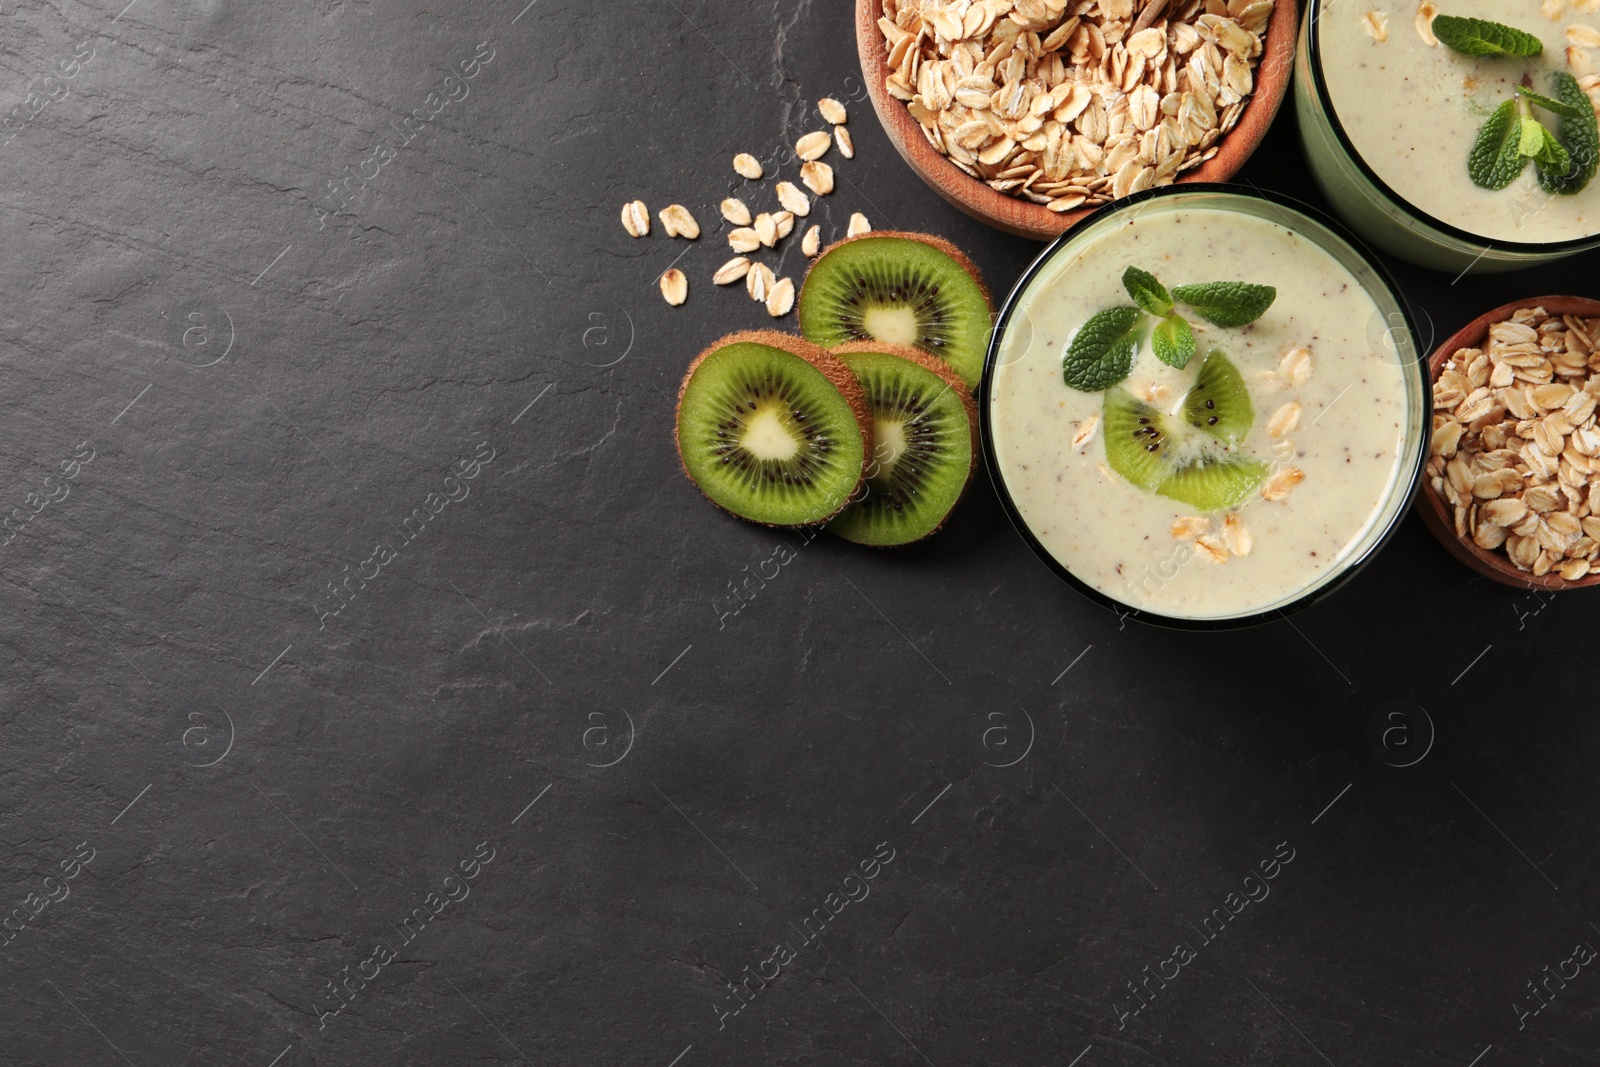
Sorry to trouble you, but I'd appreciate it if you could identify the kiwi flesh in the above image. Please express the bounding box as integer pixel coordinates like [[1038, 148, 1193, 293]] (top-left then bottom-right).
[[1182, 348, 1254, 443], [1102, 350, 1266, 513], [675, 331, 871, 526], [797, 231, 993, 391], [828, 342, 977, 546]]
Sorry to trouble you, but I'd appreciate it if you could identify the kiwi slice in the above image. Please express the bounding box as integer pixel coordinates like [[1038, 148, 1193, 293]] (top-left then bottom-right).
[[828, 342, 978, 546], [1158, 452, 1270, 511], [1182, 348, 1254, 443], [1102, 386, 1173, 492], [797, 231, 993, 390], [675, 331, 871, 526], [1101, 351, 1267, 512]]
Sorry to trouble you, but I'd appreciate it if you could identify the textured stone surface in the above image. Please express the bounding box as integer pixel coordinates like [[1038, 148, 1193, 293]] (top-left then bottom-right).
[[2, 1, 1597, 1065]]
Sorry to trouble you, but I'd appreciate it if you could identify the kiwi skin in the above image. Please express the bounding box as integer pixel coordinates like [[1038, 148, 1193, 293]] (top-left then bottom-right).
[[673, 330, 873, 527], [829, 340, 979, 545]]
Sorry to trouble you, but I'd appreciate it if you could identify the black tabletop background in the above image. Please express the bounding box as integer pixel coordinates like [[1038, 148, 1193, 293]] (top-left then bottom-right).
[[2, 1, 1597, 1065]]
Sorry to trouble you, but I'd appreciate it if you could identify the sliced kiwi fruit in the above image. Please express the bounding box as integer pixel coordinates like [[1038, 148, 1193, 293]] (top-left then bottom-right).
[[827, 342, 978, 546], [1157, 452, 1270, 511], [675, 331, 871, 526], [1182, 348, 1254, 444], [1101, 351, 1267, 512], [797, 231, 993, 391], [1101, 386, 1173, 492]]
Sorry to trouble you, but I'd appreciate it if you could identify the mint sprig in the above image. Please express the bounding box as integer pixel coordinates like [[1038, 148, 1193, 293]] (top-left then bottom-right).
[[1061, 267, 1274, 392], [1170, 282, 1276, 328], [1064, 306, 1141, 391], [1122, 266, 1173, 318], [1469, 89, 1591, 192], [1432, 14, 1543, 56]]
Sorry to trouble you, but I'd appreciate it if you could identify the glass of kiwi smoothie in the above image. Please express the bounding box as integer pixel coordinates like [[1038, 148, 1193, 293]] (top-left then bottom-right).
[[1296, 0, 1600, 273], [982, 185, 1431, 629]]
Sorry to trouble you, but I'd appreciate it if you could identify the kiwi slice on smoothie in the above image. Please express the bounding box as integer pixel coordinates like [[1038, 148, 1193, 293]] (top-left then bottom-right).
[[675, 331, 871, 526], [1182, 347, 1254, 443], [1102, 350, 1267, 512], [798, 232, 993, 390], [828, 343, 977, 546]]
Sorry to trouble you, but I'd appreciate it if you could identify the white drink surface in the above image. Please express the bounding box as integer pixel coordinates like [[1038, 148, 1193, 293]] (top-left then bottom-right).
[[989, 207, 1411, 620], [1317, 0, 1600, 244]]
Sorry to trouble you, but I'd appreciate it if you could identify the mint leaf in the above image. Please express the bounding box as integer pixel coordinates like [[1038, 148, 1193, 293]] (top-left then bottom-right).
[[1170, 282, 1276, 327], [1064, 306, 1141, 391], [1432, 15, 1543, 56], [1122, 266, 1173, 318], [1517, 114, 1546, 158], [1469, 98, 1529, 190], [1151, 313, 1196, 369], [1517, 84, 1585, 120], [1532, 124, 1571, 171], [1536, 72, 1599, 195]]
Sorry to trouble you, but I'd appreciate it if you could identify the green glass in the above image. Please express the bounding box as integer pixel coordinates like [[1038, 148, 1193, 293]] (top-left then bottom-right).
[[982, 186, 1433, 628], [1294, 0, 1600, 273]]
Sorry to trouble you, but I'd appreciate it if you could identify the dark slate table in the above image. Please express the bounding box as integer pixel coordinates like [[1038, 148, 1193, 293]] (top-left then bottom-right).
[[3, 1, 1596, 1065]]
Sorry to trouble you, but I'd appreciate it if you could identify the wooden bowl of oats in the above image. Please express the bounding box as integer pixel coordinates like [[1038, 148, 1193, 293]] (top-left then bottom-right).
[[855, 0, 1298, 240], [1417, 296, 1600, 591]]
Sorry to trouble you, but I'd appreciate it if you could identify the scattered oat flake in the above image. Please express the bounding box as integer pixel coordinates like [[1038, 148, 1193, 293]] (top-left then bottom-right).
[[754, 213, 778, 247], [801, 224, 821, 257], [728, 227, 761, 253], [801, 160, 835, 196], [620, 200, 649, 238], [1262, 467, 1305, 501], [796, 131, 832, 161], [1267, 401, 1302, 438], [1568, 23, 1600, 46], [1362, 10, 1389, 40], [713, 257, 751, 285], [1170, 515, 1209, 540], [659, 204, 700, 239], [819, 97, 848, 124], [1222, 513, 1252, 556], [776, 181, 811, 217], [733, 153, 764, 180], [1415, 2, 1438, 44], [1194, 534, 1229, 563], [847, 212, 871, 236], [1072, 412, 1100, 449], [747, 262, 775, 303], [660, 268, 687, 306], [1280, 348, 1313, 387], [720, 198, 752, 226], [766, 277, 795, 318], [773, 210, 796, 240], [835, 125, 855, 159]]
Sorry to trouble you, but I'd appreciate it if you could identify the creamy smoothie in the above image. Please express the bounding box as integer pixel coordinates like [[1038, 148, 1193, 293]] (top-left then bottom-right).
[[989, 195, 1420, 621], [1316, 0, 1600, 244]]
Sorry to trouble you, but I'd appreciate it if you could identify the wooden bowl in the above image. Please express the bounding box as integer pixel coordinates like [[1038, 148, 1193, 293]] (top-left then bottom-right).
[[1415, 295, 1600, 591], [854, 0, 1299, 240]]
